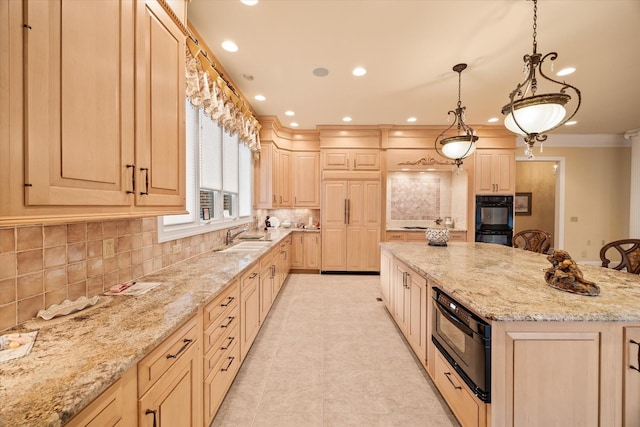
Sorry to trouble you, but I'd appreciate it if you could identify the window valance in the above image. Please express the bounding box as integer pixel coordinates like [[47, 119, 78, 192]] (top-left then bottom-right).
[[185, 37, 261, 156]]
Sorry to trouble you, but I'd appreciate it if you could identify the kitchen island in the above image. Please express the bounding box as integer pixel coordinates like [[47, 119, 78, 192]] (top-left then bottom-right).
[[381, 241, 640, 427], [0, 230, 295, 427]]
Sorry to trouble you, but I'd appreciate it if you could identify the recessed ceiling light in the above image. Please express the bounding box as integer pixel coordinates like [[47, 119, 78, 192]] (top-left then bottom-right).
[[254, 95, 266, 101], [290, 122, 299, 127], [285, 111, 295, 116], [487, 117, 499, 123], [352, 67, 367, 77], [342, 116, 352, 122], [240, 0, 258, 5], [312, 67, 329, 77], [221, 40, 238, 53], [407, 117, 417, 123], [557, 67, 576, 77], [565, 121, 577, 126]]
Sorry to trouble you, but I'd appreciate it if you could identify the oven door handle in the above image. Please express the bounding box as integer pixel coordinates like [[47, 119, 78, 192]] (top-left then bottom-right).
[[435, 299, 475, 337]]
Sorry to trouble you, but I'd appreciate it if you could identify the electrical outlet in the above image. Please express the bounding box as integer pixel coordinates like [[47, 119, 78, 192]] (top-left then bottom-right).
[[103, 239, 115, 259], [570, 217, 578, 222], [172, 244, 182, 254], [587, 240, 591, 246], [581, 250, 587, 258]]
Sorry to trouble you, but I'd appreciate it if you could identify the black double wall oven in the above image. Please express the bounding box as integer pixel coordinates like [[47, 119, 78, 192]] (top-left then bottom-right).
[[475, 195, 513, 246], [432, 287, 491, 403]]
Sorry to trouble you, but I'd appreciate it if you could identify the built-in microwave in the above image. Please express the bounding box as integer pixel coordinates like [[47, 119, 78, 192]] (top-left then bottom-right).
[[432, 287, 491, 403]]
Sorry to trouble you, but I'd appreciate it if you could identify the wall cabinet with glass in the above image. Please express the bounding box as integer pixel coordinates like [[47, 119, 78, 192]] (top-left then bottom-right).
[[0, 0, 187, 225]]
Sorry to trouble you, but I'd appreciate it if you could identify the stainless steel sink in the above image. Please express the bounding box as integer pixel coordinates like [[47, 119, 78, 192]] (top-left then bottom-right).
[[219, 241, 271, 253]]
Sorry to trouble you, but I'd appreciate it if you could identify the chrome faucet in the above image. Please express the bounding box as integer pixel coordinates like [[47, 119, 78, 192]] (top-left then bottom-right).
[[225, 226, 248, 245]]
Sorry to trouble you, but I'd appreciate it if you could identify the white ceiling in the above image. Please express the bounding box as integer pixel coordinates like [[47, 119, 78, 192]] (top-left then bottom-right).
[[188, 0, 640, 135]]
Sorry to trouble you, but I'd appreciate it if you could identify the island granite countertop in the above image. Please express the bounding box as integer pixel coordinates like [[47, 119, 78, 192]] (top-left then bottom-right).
[[0, 230, 292, 427], [381, 241, 640, 322]]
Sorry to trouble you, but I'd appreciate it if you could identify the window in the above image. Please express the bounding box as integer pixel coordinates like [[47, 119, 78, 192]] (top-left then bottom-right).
[[158, 102, 253, 242]]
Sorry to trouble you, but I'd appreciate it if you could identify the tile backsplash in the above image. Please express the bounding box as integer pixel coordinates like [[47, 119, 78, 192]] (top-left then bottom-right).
[[0, 217, 228, 331]]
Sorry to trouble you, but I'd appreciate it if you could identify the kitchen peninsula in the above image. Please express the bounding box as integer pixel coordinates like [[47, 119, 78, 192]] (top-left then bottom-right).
[[381, 242, 640, 427]]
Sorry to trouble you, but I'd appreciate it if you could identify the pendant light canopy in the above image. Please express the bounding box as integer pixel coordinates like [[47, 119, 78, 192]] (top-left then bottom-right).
[[502, 0, 581, 158], [435, 63, 478, 170]]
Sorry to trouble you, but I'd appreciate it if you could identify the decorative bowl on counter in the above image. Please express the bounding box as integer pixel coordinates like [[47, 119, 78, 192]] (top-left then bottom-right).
[[281, 219, 292, 228], [425, 218, 450, 246]]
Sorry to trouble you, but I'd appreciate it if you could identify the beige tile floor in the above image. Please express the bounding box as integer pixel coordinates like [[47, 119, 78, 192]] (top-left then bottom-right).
[[212, 273, 460, 427]]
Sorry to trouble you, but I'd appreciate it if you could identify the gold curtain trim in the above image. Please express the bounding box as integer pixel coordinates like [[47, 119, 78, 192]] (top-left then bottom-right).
[[185, 36, 261, 155]]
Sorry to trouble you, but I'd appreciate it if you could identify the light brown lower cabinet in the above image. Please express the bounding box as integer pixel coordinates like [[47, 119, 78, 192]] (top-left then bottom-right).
[[202, 280, 240, 425], [625, 326, 640, 426], [138, 316, 201, 427], [65, 368, 137, 427], [434, 351, 487, 427], [291, 232, 320, 271], [240, 264, 261, 361]]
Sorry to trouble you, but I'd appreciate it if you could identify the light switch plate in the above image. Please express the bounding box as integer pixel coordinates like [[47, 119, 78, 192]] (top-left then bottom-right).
[[103, 239, 115, 259]]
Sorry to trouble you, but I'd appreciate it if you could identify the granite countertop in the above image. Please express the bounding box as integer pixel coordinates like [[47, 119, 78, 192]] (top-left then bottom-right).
[[385, 227, 467, 232], [381, 241, 640, 322], [0, 230, 293, 427]]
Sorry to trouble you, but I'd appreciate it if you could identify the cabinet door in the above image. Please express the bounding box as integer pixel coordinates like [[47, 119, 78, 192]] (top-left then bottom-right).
[[259, 264, 274, 323], [624, 327, 640, 426], [347, 181, 381, 271], [23, 0, 135, 207], [406, 269, 427, 365], [240, 279, 260, 361], [321, 181, 347, 271], [277, 149, 292, 207], [291, 233, 304, 268], [303, 233, 320, 269], [139, 342, 200, 427], [475, 150, 515, 194], [254, 143, 275, 208], [293, 152, 320, 207], [352, 150, 380, 170], [380, 249, 393, 309], [504, 331, 600, 426], [134, 0, 185, 208], [321, 150, 349, 170]]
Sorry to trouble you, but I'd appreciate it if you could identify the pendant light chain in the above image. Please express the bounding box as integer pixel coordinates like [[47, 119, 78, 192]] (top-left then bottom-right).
[[532, 0, 538, 54]]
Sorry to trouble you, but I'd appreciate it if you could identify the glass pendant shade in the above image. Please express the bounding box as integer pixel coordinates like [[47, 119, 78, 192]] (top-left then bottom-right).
[[440, 135, 477, 160], [502, 93, 570, 135]]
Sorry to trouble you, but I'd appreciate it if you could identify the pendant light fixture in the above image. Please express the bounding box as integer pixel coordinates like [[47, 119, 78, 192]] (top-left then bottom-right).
[[502, 0, 581, 158], [434, 63, 478, 170]]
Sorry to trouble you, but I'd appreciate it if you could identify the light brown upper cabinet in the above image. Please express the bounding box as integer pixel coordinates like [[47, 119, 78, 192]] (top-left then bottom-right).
[[293, 152, 320, 207], [321, 149, 380, 171], [474, 149, 515, 195], [1, 0, 186, 225], [255, 143, 291, 208]]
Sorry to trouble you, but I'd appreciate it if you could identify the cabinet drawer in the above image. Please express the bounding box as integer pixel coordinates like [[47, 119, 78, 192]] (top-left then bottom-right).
[[406, 231, 426, 242], [386, 232, 406, 242], [204, 310, 238, 357], [240, 264, 260, 292], [203, 280, 239, 330], [434, 351, 485, 427], [138, 316, 198, 397], [204, 339, 240, 423], [204, 323, 239, 378], [260, 249, 275, 270], [449, 231, 467, 242]]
